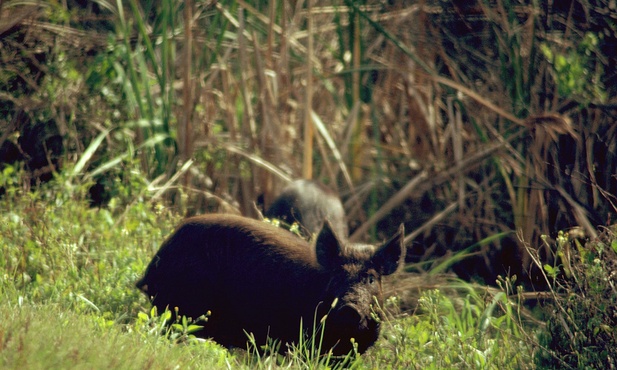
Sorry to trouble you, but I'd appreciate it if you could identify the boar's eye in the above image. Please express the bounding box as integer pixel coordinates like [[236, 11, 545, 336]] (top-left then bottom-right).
[[364, 272, 378, 285]]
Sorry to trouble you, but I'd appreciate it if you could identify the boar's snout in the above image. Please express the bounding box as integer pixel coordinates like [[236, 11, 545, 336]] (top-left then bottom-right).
[[336, 304, 369, 328], [326, 303, 380, 355]]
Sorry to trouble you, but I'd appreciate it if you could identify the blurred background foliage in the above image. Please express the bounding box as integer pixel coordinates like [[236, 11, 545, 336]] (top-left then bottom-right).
[[1, 0, 616, 287]]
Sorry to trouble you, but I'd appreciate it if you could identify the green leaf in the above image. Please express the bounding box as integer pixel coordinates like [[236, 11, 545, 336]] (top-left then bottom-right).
[[543, 264, 559, 278], [71, 128, 113, 178], [186, 324, 204, 334]]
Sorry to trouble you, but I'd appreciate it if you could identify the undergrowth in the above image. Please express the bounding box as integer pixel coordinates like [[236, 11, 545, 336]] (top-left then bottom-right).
[[0, 166, 178, 322], [1, 169, 616, 369], [366, 282, 533, 369], [533, 228, 617, 369]]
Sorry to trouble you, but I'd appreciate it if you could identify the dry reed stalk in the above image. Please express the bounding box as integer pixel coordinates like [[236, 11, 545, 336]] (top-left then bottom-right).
[[236, 0, 322, 69], [432, 75, 525, 126], [350, 170, 429, 242], [225, 145, 292, 184], [311, 110, 353, 191], [404, 201, 459, 246]]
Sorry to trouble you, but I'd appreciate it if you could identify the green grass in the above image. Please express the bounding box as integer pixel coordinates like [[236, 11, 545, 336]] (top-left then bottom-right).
[[0, 173, 568, 369]]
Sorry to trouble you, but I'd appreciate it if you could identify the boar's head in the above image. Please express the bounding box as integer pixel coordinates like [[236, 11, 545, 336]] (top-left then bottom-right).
[[313, 220, 405, 355]]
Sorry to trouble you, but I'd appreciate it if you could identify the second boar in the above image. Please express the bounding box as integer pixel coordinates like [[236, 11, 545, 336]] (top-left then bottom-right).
[[265, 179, 348, 240]]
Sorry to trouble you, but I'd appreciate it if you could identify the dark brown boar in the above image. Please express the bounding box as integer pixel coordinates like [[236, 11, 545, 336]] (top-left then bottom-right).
[[136, 214, 404, 355], [265, 179, 348, 240]]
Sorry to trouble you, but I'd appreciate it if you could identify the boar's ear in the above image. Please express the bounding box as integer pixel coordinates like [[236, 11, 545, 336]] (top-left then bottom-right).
[[372, 224, 405, 276], [315, 220, 344, 269]]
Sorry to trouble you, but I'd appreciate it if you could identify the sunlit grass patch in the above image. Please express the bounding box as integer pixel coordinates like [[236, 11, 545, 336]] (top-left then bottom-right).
[[0, 303, 230, 370]]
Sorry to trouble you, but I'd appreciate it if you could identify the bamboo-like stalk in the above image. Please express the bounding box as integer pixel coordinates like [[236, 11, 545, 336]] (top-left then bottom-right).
[[447, 95, 464, 211], [350, 6, 362, 181], [266, 0, 275, 69], [253, 30, 279, 207], [237, 6, 258, 216], [181, 0, 194, 185], [302, 0, 314, 180], [237, 8, 257, 146]]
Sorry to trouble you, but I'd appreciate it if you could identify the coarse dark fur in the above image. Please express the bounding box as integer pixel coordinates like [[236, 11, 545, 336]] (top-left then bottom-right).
[[265, 179, 348, 239], [136, 214, 404, 355]]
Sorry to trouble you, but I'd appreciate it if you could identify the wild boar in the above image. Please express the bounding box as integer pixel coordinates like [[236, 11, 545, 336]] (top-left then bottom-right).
[[136, 214, 404, 355], [265, 179, 348, 240]]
